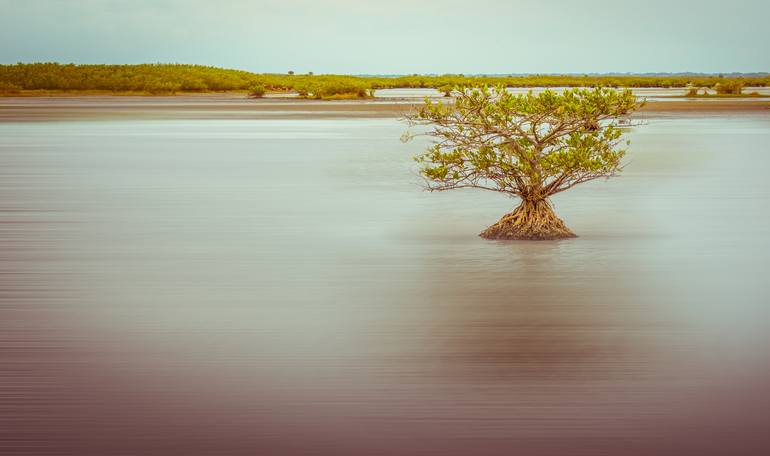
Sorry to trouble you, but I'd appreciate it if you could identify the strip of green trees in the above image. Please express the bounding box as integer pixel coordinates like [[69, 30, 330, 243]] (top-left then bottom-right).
[[1, 63, 768, 98]]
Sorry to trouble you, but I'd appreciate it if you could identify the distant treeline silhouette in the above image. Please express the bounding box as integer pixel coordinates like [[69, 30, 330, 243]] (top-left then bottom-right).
[[1, 63, 768, 97]]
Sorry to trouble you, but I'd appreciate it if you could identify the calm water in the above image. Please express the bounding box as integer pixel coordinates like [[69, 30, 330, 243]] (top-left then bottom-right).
[[1, 101, 770, 455]]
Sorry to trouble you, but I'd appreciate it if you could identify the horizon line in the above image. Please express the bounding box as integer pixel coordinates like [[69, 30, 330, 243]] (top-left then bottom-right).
[[2, 62, 769, 77]]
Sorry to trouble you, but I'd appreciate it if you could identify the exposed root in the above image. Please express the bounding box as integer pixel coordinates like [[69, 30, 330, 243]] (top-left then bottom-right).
[[480, 199, 577, 240]]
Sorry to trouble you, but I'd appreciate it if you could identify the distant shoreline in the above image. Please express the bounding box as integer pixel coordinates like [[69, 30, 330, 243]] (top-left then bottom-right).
[[2, 89, 769, 99], [1, 96, 768, 122], [3, 64, 769, 100]]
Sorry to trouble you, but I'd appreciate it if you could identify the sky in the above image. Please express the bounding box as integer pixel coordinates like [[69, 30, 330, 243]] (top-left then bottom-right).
[[1, 0, 768, 74]]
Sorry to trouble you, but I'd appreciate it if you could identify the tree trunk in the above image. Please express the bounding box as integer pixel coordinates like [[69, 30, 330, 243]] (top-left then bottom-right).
[[479, 199, 577, 240]]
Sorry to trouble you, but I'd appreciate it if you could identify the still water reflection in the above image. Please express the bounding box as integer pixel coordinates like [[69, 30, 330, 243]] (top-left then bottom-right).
[[1, 107, 769, 455]]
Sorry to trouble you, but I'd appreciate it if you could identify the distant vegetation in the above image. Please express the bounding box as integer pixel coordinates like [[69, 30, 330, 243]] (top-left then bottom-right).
[[248, 83, 266, 98], [1, 63, 769, 98], [294, 79, 372, 99], [714, 80, 744, 95], [685, 81, 764, 98]]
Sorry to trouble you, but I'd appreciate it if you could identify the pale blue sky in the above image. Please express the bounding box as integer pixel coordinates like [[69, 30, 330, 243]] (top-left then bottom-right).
[[1, 0, 768, 74]]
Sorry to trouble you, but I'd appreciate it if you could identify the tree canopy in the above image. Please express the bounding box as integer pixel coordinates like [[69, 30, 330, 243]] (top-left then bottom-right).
[[403, 86, 642, 240]]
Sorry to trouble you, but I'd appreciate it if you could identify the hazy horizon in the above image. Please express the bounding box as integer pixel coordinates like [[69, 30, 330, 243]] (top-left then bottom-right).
[[1, 0, 768, 74], [3, 63, 770, 78]]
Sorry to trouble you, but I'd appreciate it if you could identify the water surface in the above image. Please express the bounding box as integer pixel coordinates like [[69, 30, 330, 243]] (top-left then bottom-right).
[[1, 102, 769, 455]]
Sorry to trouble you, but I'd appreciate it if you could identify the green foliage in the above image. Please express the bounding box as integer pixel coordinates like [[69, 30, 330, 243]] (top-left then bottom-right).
[[145, 81, 181, 94], [248, 83, 266, 98], [373, 74, 770, 90], [0, 63, 374, 98], [1, 63, 768, 96], [438, 85, 454, 97], [0, 81, 21, 93], [714, 80, 743, 95], [404, 86, 642, 200], [295, 78, 372, 99], [0, 63, 256, 93], [684, 85, 762, 98]]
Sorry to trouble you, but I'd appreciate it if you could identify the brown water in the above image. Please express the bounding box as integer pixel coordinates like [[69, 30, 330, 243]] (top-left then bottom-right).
[[1, 100, 770, 455]]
